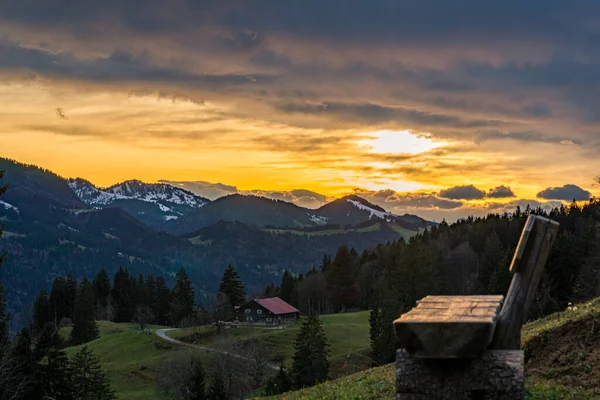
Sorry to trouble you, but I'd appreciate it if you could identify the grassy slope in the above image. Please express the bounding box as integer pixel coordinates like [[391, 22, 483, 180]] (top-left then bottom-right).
[[64, 322, 178, 400], [263, 221, 418, 241], [66, 298, 600, 400], [259, 298, 600, 400], [170, 311, 372, 378]]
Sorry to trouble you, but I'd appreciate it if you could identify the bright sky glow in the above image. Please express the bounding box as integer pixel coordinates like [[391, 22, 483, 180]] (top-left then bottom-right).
[[361, 131, 444, 154]]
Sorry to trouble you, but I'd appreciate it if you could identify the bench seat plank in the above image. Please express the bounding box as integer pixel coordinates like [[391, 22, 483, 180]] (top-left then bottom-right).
[[394, 295, 503, 358]]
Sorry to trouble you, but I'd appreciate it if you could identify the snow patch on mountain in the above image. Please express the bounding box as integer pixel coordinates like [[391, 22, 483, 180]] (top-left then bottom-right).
[[68, 178, 208, 210], [308, 213, 328, 225], [347, 199, 396, 221], [0, 200, 19, 214]]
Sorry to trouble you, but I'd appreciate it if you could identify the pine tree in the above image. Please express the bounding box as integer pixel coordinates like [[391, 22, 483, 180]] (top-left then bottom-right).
[[218, 265, 246, 309], [170, 268, 196, 326], [280, 270, 298, 306], [70, 346, 116, 400], [33, 289, 53, 333], [291, 313, 330, 389], [206, 369, 227, 400], [36, 324, 74, 400], [50, 276, 69, 324], [70, 278, 99, 345], [369, 305, 396, 365], [66, 272, 78, 320], [327, 245, 359, 312], [154, 276, 172, 325], [93, 268, 111, 319], [111, 267, 134, 322]]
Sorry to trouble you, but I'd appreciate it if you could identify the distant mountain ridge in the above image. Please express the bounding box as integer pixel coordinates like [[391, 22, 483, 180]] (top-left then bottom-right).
[[68, 177, 434, 234], [0, 157, 423, 331], [68, 178, 209, 227]]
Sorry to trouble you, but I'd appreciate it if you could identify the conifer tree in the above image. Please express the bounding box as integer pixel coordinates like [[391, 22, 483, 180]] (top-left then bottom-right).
[[218, 265, 246, 309], [280, 270, 298, 306], [369, 304, 396, 365], [36, 324, 74, 400], [32, 289, 53, 333], [291, 313, 330, 388], [66, 272, 78, 320], [50, 276, 69, 324], [70, 278, 99, 345], [111, 267, 134, 322], [327, 245, 359, 311], [93, 268, 111, 318], [70, 346, 116, 400], [170, 268, 196, 326], [206, 369, 227, 400], [154, 276, 172, 325]]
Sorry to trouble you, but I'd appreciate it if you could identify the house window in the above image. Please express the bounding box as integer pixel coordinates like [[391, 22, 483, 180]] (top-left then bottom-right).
[[245, 309, 251, 314], [247, 316, 253, 322], [257, 309, 263, 315], [266, 318, 272, 322]]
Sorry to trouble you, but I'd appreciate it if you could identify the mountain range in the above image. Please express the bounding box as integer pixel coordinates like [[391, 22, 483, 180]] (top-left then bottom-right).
[[0, 157, 433, 329]]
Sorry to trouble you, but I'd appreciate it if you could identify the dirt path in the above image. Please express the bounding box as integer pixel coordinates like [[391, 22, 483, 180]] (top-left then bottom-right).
[[155, 328, 280, 371]]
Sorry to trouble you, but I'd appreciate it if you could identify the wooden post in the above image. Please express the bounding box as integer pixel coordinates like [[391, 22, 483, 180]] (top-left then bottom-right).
[[492, 215, 560, 350]]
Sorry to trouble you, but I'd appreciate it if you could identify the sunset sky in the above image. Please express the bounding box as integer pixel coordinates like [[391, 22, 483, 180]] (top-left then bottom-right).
[[1, 0, 599, 220]]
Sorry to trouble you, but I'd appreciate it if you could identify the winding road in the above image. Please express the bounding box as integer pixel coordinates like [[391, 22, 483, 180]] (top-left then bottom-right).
[[155, 328, 280, 371]]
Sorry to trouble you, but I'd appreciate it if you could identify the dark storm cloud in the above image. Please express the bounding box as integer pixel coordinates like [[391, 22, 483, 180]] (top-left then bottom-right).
[[487, 186, 516, 198], [439, 185, 487, 200], [536, 184, 592, 201], [3, 0, 600, 149], [276, 101, 500, 129]]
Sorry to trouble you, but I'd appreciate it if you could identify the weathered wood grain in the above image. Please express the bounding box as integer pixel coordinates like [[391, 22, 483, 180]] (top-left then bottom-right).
[[492, 215, 560, 350], [396, 349, 524, 400], [394, 295, 503, 358]]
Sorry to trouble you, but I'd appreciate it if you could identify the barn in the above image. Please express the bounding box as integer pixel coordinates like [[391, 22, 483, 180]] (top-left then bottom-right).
[[235, 297, 300, 325]]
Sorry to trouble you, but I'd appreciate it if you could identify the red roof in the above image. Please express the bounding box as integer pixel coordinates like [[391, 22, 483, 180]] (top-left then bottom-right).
[[254, 297, 300, 315]]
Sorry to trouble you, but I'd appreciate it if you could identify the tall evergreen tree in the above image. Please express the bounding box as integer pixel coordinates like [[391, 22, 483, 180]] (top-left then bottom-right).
[[70, 346, 116, 400], [154, 276, 172, 325], [291, 313, 330, 389], [218, 265, 246, 309], [170, 268, 196, 326], [327, 245, 359, 312], [70, 278, 99, 345], [32, 289, 53, 333], [50, 276, 69, 324], [66, 272, 78, 320], [93, 268, 111, 319], [369, 304, 396, 365], [36, 324, 74, 400], [280, 270, 298, 306], [111, 267, 134, 322]]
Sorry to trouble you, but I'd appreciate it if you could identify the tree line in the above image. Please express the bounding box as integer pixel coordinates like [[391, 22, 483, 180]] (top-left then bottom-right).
[[260, 199, 600, 365]]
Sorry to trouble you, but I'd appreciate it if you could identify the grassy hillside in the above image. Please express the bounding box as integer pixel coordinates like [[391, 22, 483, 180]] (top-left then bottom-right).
[[263, 221, 420, 241], [170, 311, 372, 377], [64, 322, 177, 400], [258, 297, 600, 400], [65, 298, 600, 400]]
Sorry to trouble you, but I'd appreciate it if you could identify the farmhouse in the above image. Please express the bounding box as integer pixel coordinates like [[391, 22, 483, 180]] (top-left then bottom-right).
[[235, 297, 300, 324]]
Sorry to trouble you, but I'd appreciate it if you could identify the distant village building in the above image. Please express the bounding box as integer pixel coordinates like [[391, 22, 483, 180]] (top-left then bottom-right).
[[235, 297, 300, 324]]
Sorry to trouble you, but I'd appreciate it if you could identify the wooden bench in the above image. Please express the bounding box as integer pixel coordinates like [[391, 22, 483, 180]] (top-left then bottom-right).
[[393, 215, 560, 399]]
